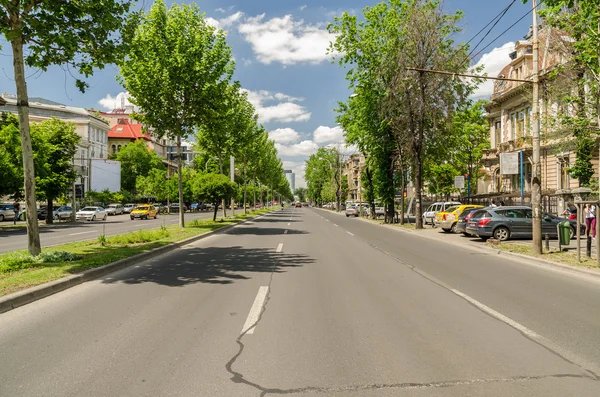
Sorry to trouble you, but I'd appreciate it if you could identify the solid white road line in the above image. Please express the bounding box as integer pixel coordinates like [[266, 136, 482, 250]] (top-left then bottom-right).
[[450, 289, 540, 339], [347, 231, 354, 236], [276, 243, 283, 252], [68, 231, 95, 236], [241, 286, 269, 335]]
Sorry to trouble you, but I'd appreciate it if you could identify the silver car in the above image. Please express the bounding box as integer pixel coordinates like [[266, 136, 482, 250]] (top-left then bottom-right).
[[0, 204, 16, 221], [123, 203, 137, 214], [106, 203, 124, 215], [53, 205, 73, 220]]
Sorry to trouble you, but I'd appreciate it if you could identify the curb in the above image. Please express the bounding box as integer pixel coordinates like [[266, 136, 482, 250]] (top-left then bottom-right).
[[315, 207, 600, 280], [0, 213, 268, 314]]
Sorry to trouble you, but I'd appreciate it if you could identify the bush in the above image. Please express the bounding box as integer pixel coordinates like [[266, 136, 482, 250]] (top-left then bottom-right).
[[107, 228, 170, 245], [0, 251, 81, 273]]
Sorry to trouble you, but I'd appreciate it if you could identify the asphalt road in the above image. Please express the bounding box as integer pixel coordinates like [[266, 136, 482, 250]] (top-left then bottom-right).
[[1, 208, 599, 396], [0, 211, 219, 253]]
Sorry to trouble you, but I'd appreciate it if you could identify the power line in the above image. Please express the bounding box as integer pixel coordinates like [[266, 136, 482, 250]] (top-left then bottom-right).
[[469, 0, 544, 65]]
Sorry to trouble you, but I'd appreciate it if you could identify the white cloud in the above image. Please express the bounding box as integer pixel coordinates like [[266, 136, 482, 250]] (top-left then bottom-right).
[[275, 140, 319, 156], [300, 5, 307, 11], [313, 125, 344, 144], [238, 14, 336, 65], [243, 89, 311, 123], [98, 92, 135, 110], [269, 128, 301, 144], [215, 7, 226, 13], [205, 11, 244, 29], [470, 42, 514, 99]]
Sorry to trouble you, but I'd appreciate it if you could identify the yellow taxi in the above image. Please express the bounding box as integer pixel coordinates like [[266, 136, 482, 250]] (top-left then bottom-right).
[[435, 204, 483, 232], [130, 204, 158, 220]]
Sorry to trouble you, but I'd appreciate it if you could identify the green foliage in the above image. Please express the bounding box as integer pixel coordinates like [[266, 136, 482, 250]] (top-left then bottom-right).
[[0, 251, 81, 273], [295, 187, 307, 202], [33, 118, 81, 202], [305, 148, 340, 204], [107, 228, 170, 245], [98, 234, 107, 247], [85, 189, 132, 206], [136, 168, 170, 201], [113, 140, 165, 193], [192, 173, 238, 205], [0, 113, 22, 197]]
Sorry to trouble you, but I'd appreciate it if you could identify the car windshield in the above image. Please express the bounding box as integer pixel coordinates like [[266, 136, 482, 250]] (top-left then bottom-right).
[[108, 205, 118, 208], [136, 206, 150, 210], [81, 207, 96, 211]]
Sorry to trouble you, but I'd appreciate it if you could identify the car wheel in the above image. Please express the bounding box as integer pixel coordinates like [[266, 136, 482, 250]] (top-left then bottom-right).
[[493, 227, 510, 241], [0, 214, 4, 222], [54, 214, 59, 220], [103, 214, 107, 221], [130, 216, 134, 220], [346, 214, 349, 217], [91, 215, 96, 221], [451, 223, 458, 233], [462, 232, 470, 237]]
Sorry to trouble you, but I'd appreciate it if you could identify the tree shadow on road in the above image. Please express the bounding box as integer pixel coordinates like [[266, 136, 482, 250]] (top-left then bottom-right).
[[226, 227, 307, 236], [101, 246, 313, 286]]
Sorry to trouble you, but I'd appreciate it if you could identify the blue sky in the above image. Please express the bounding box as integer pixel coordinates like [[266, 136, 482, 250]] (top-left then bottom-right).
[[0, 0, 534, 187]]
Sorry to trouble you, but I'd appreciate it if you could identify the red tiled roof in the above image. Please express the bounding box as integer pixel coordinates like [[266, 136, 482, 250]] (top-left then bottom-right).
[[108, 118, 151, 141]]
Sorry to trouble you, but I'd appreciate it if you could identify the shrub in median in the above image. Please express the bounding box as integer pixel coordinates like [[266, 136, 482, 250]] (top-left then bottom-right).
[[0, 251, 82, 273]]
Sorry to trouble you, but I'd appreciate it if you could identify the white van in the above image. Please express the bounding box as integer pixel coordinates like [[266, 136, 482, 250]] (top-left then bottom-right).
[[422, 201, 461, 225]]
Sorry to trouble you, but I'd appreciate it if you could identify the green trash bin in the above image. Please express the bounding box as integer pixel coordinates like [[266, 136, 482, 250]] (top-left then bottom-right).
[[557, 221, 571, 247]]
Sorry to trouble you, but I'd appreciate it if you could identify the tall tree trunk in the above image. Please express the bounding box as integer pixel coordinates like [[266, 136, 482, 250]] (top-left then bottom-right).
[[46, 199, 54, 224], [213, 201, 218, 221], [12, 37, 41, 255], [414, 151, 423, 229], [177, 136, 185, 227], [399, 156, 405, 225], [219, 154, 226, 218], [386, 155, 395, 224], [243, 160, 248, 215], [253, 174, 257, 210]]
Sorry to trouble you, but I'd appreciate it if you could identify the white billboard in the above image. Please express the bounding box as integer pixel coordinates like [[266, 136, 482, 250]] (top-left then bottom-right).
[[500, 152, 519, 175], [89, 159, 121, 192], [454, 176, 465, 189]]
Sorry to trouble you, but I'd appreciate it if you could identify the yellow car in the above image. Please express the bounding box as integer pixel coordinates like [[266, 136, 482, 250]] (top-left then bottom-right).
[[130, 205, 158, 220], [435, 204, 483, 232]]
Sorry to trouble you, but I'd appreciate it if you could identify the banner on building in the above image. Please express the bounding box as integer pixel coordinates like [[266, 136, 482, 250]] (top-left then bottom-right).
[[500, 152, 519, 175]]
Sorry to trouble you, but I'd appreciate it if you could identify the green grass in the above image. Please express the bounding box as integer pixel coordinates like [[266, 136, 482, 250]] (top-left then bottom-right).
[[0, 208, 275, 296], [494, 242, 600, 269]]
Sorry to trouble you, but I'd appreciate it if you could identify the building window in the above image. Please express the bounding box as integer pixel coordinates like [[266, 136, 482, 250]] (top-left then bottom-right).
[[510, 113, 517, 140], [558, 156, 570, 189], [117, 145, 122, 152], [494, 121, 501, 147], [516, 111, 525, 139], [112, 144, 116, 154]]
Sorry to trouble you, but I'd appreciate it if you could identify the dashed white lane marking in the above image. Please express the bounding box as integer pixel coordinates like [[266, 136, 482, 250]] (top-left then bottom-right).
[[241, 286, 269, 335], [68, 231, 94, 236], [287, 223, 291, 226], [276, 243, 283, 252], [450, 289, 540, 339], [284, 230, 288, 234], [347, 231, 354, 236], [333, 224, 338, 227]]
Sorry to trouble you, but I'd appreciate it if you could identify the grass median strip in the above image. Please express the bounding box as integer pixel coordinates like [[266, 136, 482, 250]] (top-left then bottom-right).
[[493, 242, 600, 270], [0, 208, 274, 296]]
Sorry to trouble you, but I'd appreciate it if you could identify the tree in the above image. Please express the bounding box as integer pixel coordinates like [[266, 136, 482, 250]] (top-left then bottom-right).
[[1, 0, 134, 255], [136, 168, 170, 203], [305, 148, 340, 206], [120, 0, 234, 228], [33, 118, 81, 224], [113, 140, 165, 194], [295, 187, 307, 202], [329, 0, 474, 228], [192, 173, 238, 221], [0, 113, 22, 198]]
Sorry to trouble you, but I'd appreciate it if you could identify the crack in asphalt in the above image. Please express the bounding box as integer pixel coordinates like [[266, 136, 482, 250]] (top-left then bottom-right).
[[225, 210, 600, 395]]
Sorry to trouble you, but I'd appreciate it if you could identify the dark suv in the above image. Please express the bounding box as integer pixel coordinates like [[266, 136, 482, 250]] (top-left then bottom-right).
[[466, 206, 578, 241]]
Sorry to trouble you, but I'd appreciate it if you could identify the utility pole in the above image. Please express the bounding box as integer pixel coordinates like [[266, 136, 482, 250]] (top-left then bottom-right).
[[531, 0, 542, 254]]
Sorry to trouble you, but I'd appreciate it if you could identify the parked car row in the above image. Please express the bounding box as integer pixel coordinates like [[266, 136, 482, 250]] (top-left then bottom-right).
[[433, 204, 583, 242]]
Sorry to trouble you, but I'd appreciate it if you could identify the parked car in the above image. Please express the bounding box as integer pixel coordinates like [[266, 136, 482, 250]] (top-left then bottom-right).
[[454, 208, 482, 236], [0, 204, 16, 221], [123, 203, 137, 213], [435, 204, 483, 232], [466, 206, 580, 241], [106, 203, 124, 216], [130, 205, 158, 220], [345, 204, 359, 217], [422, 201, 461, 225], [169, 203, 188, 213], [155, 204, 169, 214], [53, 205, 73, 220], [76, 206, 107, 221]]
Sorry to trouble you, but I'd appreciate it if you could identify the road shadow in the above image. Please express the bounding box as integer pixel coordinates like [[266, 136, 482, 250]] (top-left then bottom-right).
[[252, 218, 299, 223], [101, 246, 313, 286], [227, 227, 308, 236]]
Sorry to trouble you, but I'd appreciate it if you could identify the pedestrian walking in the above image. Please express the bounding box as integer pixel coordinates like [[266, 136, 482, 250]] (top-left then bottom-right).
[[13, 201, 20, 225], [490, 200, 497, 208], [585, 203, 596, 239]]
